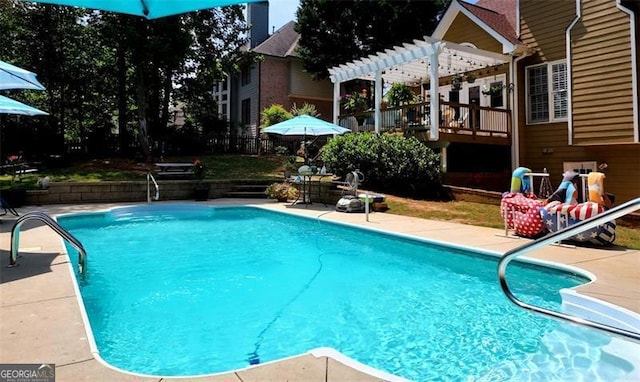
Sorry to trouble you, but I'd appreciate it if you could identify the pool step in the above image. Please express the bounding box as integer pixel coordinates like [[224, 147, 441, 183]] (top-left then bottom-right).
[[223, 183, 271, 199]]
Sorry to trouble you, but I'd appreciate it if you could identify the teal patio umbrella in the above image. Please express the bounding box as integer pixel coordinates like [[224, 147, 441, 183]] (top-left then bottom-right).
[[262, 115, 350, 163], [0, 95, 49, 116], [262, 115, 351, 137], [0, 60, 46, 91], [20, 0, 262, 19]]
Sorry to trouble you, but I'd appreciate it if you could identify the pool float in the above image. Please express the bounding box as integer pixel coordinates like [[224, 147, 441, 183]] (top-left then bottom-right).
[[545, 170, 579, 205], [540, 172, 616, 245], [500, 167, 547, 238], [509, 166, 533, 195]]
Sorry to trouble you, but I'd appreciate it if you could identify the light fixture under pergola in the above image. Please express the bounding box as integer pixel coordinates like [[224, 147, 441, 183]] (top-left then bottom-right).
[[329, 36, 508, 86]]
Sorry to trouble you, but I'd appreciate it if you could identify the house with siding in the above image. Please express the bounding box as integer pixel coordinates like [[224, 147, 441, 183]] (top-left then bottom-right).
[[215, 3, 334, 137], [328, 0, 639, 203]]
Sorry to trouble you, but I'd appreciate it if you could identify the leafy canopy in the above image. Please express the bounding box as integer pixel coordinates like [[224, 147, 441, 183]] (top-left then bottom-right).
[[295, 0, 449, 79]]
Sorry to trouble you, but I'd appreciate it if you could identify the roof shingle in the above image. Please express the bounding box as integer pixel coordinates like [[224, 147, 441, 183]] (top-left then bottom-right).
[[253, 21, 299, 57], [460, 0, 520, 45]]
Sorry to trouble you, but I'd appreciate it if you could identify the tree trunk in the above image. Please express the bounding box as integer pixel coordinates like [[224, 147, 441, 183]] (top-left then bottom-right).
[[117, 31, 130, 156], [136, 72, 151, 160]]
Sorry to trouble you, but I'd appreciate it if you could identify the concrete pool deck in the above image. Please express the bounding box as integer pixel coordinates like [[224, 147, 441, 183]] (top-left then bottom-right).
[[0, 199, 638, 381]]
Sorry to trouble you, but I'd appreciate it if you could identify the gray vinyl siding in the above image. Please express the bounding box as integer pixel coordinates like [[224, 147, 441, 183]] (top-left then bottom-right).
[[289, 60, 333, 100]]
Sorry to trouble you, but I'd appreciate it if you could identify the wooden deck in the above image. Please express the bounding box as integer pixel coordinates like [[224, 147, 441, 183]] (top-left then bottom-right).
[[339, 101, 512, 146]]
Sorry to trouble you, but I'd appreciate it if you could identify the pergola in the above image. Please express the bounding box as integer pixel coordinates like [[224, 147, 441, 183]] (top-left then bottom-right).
[[328, 36, 510, 141]]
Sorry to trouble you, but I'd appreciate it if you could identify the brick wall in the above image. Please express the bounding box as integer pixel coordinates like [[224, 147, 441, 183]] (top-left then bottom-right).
[[260, 58, 290, 109]]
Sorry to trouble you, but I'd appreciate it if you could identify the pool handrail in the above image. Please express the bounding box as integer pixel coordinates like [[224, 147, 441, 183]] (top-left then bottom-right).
[[498, 197, 640, 342], [147, 172, 159, 203], [9, 211, 87, 275]]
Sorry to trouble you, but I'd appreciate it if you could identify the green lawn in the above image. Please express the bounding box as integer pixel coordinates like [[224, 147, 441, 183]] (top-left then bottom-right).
[[2, 154, 638, 249]]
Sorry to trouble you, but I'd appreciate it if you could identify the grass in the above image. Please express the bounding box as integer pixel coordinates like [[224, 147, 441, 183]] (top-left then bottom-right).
[[2, 154, 638, 249]]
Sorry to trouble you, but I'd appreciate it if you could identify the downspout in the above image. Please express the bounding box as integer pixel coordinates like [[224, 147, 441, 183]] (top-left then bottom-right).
[[510, 51, 529, 170], [617, 0, 639, 142], [566, 0, 582, 146], [257, 60, 262, 136]]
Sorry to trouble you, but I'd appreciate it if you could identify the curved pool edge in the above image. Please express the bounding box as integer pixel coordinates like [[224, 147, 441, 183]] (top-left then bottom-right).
[[61, 239, 403, 381], [257, 204, 640, 338], [41, 201, 640, 380], [52, 202, 413, 381]]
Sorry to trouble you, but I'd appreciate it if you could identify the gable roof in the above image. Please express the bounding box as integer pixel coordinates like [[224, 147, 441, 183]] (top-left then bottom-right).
[[460, 0, 519, 45], [475, 0, 517, 32], [253, 21, 299, 58], [432, 0, 521, 53]]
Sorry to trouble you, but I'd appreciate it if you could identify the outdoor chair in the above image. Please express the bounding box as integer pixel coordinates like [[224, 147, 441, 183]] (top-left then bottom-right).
[[0, 196, 18, 217], [334, 170, 364, 197], [449, 112, 468, 129]]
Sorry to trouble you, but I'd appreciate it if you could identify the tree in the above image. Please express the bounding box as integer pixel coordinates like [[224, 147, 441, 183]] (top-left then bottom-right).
[[295, 0, 450, 79], [0, 2, 256, 160]]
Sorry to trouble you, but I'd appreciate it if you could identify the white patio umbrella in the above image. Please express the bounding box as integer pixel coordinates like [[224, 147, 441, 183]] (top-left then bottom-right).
[[20, 0, 262, 19], [0, 60, 46, 91], [0, 95, 49, 116]]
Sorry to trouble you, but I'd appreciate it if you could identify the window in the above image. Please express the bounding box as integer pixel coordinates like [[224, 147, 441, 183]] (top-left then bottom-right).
[[563, 161, 597, 175], [241, 98, 250, 125], [489, 81, 503, 108], [551, 62, 567, 119], [241, 66, 251, 86], [526, 61, 567, 123]]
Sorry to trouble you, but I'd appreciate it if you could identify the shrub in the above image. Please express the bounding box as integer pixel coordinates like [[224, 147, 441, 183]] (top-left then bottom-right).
[[265, 182, 299, 201], [321, 133, 443, 198], [260, 104, 292, 127], [290, 102, 319, 117]]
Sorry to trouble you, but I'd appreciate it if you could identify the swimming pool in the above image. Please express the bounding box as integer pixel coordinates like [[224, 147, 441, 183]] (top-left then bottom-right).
[[58, 204, 638, 380]]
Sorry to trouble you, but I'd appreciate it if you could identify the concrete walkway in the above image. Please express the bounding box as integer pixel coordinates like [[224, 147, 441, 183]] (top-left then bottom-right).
[[1, 199, 638, 381]]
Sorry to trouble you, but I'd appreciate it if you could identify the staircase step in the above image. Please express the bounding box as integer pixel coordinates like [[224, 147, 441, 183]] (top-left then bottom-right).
[[232, 184, 270, 191], [224, 191, 268, 198]]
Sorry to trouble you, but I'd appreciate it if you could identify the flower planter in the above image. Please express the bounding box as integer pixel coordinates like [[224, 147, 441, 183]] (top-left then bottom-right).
[[193, 185, 210, 201]]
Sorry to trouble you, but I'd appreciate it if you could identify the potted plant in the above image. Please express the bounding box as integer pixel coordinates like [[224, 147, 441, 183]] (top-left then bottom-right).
[[265, 182, 299, 202], [340, 91, 369, 114], [386, 83, 416, 107], [466, 73, 476, 83], [283, 156, 299, 179], [451, 75, 462, 91], [192, 159, 210, 201], [482, 84, 504, 96]]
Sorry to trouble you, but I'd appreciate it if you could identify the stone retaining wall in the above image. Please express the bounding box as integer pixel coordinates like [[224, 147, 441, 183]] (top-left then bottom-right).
[[26, 180, 238, 205], [24, 180, 341, 206]]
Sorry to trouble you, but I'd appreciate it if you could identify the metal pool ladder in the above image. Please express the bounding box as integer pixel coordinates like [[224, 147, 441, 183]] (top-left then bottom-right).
[[8, 211, 87, 275], [498, 197, 640, 342], [147, 172, 159, 203]]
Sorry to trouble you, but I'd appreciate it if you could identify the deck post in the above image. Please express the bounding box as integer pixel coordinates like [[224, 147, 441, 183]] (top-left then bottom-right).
[[374, 71, 382, 134], [428, 43, 443, 141], [333, 81, 341, 125]]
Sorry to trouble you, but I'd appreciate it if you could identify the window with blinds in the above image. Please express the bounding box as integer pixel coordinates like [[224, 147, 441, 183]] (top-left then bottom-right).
[[526, 60, 567, 124]]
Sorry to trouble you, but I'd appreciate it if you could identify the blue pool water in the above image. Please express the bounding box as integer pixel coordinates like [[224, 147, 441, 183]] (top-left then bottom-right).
[[59, 205, 637, 380]]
